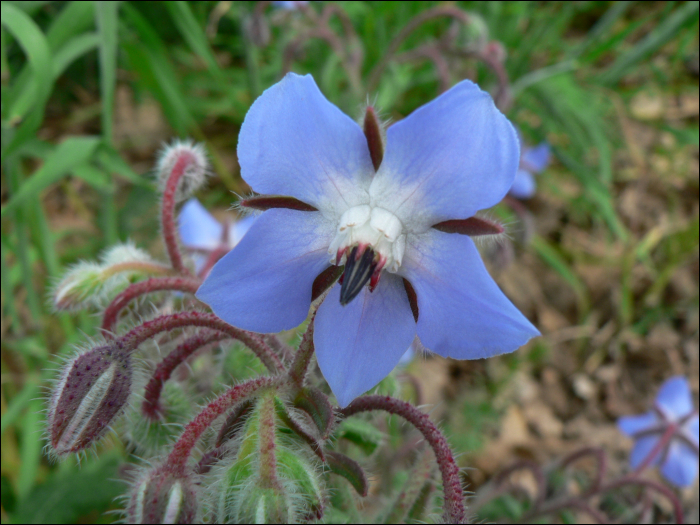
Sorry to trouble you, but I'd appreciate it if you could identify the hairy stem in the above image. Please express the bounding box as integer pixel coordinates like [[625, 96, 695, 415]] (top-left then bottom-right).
[[288, 317, 315, 387], [101, 276, 201, 335], [341, 395, 465, 524], [257, 393, 282, 488], [168, 376, 281, 472], [161, 151, 197, 275], [117, 311, 285, 374], [142, 330, 230, 419], [367, 6, 470, 92]]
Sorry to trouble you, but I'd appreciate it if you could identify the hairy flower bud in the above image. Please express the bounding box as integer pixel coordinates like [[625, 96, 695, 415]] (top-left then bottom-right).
[[156, 140, 209, 202], [47, 343, 132, 456], [53, 262, 106, 311], [53, 242, 168, 311], [213, 395, 324, 523], [127, 465, 198, 524]]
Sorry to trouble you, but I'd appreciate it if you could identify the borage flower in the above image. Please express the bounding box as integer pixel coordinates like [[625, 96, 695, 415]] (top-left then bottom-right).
[[198, 73, 539, 406], [508, 132, 550, 199], [618, 376, 699, 487], [178, 198, 254, 277]]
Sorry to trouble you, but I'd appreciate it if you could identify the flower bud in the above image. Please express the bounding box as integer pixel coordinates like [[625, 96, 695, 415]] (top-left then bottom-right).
[[213, 395, 324, 523], [53, 262, 106, 311], [127, 465, 198, 524], [100, 242, 155, 267], [47, 343, 132, 456], [156, 140, 209, 202]]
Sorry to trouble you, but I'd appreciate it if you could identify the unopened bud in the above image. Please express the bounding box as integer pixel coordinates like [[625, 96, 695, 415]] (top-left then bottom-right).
[[47, 343, 132, 456], [100, 242, 154, 267], [127, 465, 198, 524], [156, 140, 209, 202], [213, 395, 324, 523], [53, 262, 106, 311]]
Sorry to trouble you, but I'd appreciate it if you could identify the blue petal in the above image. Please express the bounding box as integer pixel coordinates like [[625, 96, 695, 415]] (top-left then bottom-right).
[[661, 439, 699, 487], [370, 80, 519, 228], [655, 376, 694, 421], [197, 209, 333, 333], [399, 230, 539, 359], [315, 274, 416, 408], [521, 143, 550, 173], [238, 73, 374, 217], [629, 435, 662, 469], [618, 412, 659, 437], [508, 169, 536, 199], [179, 199, 223, 250]]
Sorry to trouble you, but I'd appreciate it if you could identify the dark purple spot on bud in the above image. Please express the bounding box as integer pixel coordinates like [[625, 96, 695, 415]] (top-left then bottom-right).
[[432, 216, 504, 236]]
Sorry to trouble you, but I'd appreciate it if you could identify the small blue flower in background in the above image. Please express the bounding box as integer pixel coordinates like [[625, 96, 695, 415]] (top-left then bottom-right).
[[618, 376, 699, 487], [272, 1, 309, 10], [198, 73, 539, 407], [508, 131, 550, 200], [178, 198, 255, 276]]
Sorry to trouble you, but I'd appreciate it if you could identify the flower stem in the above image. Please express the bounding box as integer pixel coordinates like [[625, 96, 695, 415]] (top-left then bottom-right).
[[117, 311, 285, 374], [161, 151, 196, 275], [167, 376, 281, 472], [101, 276, 201, 335], [632, 424, 677, 476], [142, 330, 230, 419], [288, 317, 315, 387], [341, 395, 465, 524], [257, 393, 282, 489]]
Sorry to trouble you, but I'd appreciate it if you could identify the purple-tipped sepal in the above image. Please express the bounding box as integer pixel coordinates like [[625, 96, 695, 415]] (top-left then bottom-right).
[[127, 465, 199, 524], [47, 343, 132, 456]]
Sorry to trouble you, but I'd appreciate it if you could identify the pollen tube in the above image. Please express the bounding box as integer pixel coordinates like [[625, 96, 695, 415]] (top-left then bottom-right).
[[339, 246, 377, 305]]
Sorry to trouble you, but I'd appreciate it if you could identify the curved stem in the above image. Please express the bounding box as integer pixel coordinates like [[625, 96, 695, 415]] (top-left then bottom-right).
[[341, 395, 465, 524], [101, 276, 201, 335], [161, 151, 197, 275], [142, 330, 230, 419], [367, 6, 470, 92], [167, 376, 281, 472], [288, 317, 315, 387], [117, 311, 285, 374], [197, 246, 229, 279]]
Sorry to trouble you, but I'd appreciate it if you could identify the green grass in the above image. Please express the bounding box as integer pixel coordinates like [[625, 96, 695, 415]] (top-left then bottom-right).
[[1, 1, 698, 522]]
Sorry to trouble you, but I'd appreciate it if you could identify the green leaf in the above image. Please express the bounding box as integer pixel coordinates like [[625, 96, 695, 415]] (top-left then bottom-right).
[[17, 399, 43, 499], [601, 2, 699, 84], [165, 1, 224, 79], [1, 2, 52, 159], [336, 417, 384, 455], [326, 450, 369, 497], [0, 380, 39, 436], [95, 144, 151, 187], [52, 32, 100, 79], [1, 136, 101, 218], [530, 235, 590, 317], [95, 1, 119, 145], [13, 452, 123, 524]]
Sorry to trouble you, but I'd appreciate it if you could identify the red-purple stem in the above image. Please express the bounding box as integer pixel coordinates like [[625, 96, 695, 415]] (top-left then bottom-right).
[[341, 395, 465, 524], [101, 276, 201, 336], [288, 318, 315, 387], [197, 246, 229, 279], [633, 424, 677, 475], [142, 330, 230, 419], [161, 151, 196, 275], [167, 376, 281, 472], [116, 311, 284, 374]]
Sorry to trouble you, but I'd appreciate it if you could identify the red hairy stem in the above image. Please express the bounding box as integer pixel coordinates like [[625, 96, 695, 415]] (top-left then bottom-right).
[[367, 5, 470, 92], [101, 276, 201, 336], [288, 317, 315, 387], [142, 330, 230, 419], [167, 376, 281, 472], [197, 246, 229, 279], [264, 333, 294, 363], [116, 311, 285, 374], [258, 393, 282, 488], [161, 151, 196, 275], [340, 395, 465, 524]]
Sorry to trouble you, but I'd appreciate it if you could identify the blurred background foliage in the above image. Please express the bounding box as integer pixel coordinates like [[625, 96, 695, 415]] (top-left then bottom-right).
[[1, 1, 698, 523]]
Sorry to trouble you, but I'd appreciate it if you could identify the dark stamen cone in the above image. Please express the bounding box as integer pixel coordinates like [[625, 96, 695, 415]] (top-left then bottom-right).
[[340, 246, 377, 305], [363, 106, 384, 172]]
